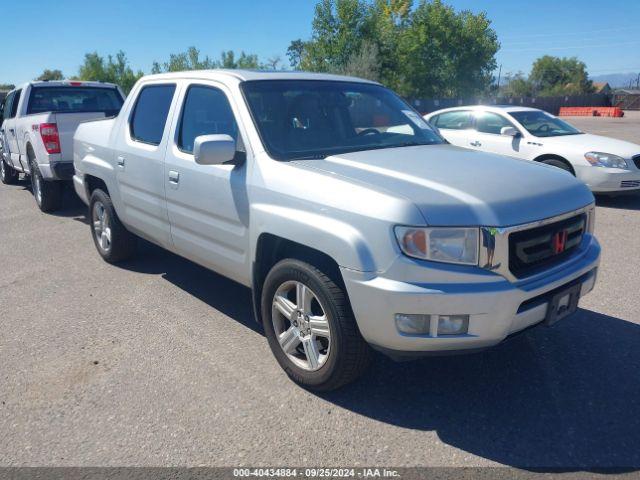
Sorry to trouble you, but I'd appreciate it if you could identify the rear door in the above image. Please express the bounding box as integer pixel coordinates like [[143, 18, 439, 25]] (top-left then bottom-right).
[[163, 81, 250, 285], [0, 92, 13, 164], [113, 82, 179, 249]]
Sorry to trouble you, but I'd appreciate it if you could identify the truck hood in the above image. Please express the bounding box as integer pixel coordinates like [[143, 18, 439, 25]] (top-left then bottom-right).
[[294, 145, 594, 227], [541, 133, 640, 158]]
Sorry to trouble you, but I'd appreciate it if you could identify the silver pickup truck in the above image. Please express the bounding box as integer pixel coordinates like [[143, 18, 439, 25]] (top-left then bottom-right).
[[73, 71, 600, 390], [0, 80, 124, 211]]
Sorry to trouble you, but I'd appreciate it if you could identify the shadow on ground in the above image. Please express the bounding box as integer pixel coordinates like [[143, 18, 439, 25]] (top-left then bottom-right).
[[595, 193, 640, 210], [115, 239, 640, 469]]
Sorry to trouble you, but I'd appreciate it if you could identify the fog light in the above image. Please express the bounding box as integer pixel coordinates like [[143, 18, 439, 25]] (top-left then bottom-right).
[[437, 315, 469, 335], [395, 314, 431, 335]]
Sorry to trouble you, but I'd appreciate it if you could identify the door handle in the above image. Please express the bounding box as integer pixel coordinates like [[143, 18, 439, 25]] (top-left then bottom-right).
[[168, 170, 180, 184], [470, 141, 481, 147], [9, 128, 15, 135], [116, 156, 125, 168]]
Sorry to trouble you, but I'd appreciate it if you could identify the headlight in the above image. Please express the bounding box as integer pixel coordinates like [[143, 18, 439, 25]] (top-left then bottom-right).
[[395, 227, 479, 265], [584, 152, 628, 169]]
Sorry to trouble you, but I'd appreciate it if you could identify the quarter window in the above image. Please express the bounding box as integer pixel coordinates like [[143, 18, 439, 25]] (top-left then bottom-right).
[[433, 111, 472, 130], [475, 112, 514, 135], [178, 85, 238, 153], [130, 84, 176, 145]]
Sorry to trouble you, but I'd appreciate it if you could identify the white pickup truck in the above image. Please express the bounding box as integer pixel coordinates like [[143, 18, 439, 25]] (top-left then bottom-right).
[[74, 71, 600, 390], [0, 81, 124, 211]]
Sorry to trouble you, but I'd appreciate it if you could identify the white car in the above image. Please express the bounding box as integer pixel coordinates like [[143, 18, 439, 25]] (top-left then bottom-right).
[[424, 106, 640, 194]]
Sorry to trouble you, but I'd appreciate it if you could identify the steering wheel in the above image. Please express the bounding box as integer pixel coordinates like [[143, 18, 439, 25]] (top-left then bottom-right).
[[357, 128, 381, 137], [537, 124, 551, 134]]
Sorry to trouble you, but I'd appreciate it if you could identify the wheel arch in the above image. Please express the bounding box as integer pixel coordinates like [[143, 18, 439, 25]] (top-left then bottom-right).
[[533, 153, 576, 175], [252, 233, 347, 326]]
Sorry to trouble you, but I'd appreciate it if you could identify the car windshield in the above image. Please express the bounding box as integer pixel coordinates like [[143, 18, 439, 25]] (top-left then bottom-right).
[[27, 86, 124, 116], [241, 80, 444, 160], [509, 110, 582, 137]]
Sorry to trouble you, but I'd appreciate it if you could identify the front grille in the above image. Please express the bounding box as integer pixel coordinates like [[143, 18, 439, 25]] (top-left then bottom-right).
[[509, 214, 586, 279], [633, 155, 640, 169], [621, 180, 640, 188]]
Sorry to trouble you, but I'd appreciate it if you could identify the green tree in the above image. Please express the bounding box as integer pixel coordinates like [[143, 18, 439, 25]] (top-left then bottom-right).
[[77, 51, 143, 93], [151, 46, 216, 73], [0, 83, 15, 91], [501, 72, 533, 97], [529, 55, 594, 95], [35, 69, 64, 81], [292, 0, 499, 97]]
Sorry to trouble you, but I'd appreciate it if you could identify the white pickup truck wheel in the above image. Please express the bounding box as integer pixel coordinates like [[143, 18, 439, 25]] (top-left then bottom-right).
[[262, 259, 371, 391], [29, 158, 62, 212], [89, 189, 137, 263], [0, 158, 19, 185]]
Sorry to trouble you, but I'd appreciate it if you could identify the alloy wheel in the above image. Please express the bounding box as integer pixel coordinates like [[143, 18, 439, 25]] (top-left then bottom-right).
[[92, 201, 112, 253], [271, 280, 332, 371]]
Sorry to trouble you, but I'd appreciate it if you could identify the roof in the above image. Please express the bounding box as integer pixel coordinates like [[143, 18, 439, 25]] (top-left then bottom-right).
[[141, 69, 380, 85], [592, 81, 611, 93], [425, 105, 542, 116], [15, 80, 120, 91]]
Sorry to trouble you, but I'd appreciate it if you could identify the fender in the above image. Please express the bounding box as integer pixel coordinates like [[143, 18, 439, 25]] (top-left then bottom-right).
[[251, 203, 377, 273]]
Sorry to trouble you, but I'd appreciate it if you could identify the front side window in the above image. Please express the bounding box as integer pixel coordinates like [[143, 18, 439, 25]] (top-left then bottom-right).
[[433, 110, 472, 130], [242, 80, 443, 160], [474, 112, 515, 135], [27, 87, 123, 116], [178, 85, 238, 154], [130, 84, 176, 145], [509, 110, 582, 137], [2, 92, 15, 120]]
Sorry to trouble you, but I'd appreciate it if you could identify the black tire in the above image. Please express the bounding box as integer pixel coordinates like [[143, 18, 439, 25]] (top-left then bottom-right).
[[1, 157, 19, 185], [541, 158, 574, 175], [261, 259, 371, 391], [29, 159, 62, 212], [89, 188, 137, 263]]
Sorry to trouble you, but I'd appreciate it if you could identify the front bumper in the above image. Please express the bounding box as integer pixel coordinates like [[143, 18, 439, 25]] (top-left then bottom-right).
[[577, 165, 640, 193], [341, 235, 600, 354]]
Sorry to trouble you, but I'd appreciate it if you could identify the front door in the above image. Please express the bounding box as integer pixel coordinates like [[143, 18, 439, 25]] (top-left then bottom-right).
[[163, 82, 250, 285], [2, 90, 23, 169], [470, 111, 530, 160], [113, 83, 178, 249]]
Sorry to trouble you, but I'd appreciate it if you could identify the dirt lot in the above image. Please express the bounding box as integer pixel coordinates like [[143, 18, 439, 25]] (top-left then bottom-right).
[[1, 112, 639, 470]]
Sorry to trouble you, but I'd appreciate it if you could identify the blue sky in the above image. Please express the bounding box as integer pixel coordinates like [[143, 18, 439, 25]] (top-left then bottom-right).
[[2, 0, 639, 85]]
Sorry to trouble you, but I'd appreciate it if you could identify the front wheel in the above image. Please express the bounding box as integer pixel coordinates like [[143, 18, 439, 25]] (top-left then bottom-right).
[[261, 259, 371, 391], [541, 158, 574, 175], [89, 189, 137, 263], [1, 157, 19, 185]]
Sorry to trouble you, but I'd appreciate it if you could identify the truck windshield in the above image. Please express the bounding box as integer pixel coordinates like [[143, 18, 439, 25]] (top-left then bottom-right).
[[241, 80, 444, 160], [27, 87, 124, 116], [509, 110, 582, 137]]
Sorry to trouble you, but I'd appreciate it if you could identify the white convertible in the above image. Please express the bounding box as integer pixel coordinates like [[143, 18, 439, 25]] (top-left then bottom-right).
[[425, 106, 640, 194]]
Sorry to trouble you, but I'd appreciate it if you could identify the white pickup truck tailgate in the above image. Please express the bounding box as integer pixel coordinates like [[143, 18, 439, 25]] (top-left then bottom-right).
[[55, 112, 107, 162]]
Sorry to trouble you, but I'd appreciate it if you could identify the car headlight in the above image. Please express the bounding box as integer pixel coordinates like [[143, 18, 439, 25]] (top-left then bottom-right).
[[584, 152, 628, 169], [395, 227, 479, 265]]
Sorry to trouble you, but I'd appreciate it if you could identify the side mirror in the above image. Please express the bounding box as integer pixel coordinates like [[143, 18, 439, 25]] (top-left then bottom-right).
[[501, 126, 519, 137], [194, 134, 236, 165]]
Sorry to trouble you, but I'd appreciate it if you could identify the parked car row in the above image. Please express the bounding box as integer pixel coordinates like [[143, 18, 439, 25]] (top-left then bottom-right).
[[2, 71, 601, 390], [424, 105, 640, 194]]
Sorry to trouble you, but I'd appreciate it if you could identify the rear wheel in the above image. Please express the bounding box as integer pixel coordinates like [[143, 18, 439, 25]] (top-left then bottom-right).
[[89, 188, 137, 263], [0, 157, 19, 185], [29, 159, 62, 212], [261, 259, 371, 391]]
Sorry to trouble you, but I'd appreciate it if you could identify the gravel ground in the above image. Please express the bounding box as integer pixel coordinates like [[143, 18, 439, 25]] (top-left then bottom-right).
[[0, 114, 639, 470]]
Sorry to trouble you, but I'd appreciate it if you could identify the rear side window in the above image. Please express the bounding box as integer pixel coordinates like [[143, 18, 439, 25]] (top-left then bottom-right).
[[433, 111, 471, 130], [130, 84, 176, 146], [8, 90, 22, 118], [27, 87, 123, 116], [475, 112, 514, 135], [178, 85, 238, 153]]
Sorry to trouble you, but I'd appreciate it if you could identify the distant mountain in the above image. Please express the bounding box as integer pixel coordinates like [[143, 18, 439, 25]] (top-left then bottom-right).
[[591, 72, 639, 88]]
